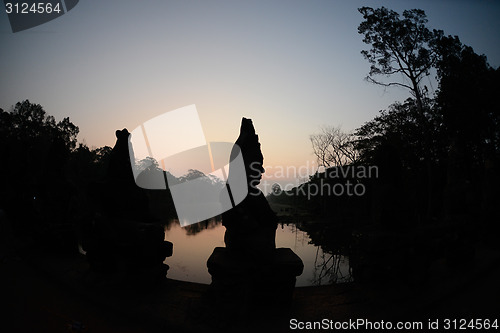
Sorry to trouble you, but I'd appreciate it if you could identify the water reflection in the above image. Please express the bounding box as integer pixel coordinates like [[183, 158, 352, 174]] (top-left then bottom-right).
[[167, 217, 222, 236], [312, 248, 352, 285], [163, 219, 352, 286]]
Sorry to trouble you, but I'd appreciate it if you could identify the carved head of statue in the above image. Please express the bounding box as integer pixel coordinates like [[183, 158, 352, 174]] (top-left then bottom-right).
[[234, 118, 264, 193]]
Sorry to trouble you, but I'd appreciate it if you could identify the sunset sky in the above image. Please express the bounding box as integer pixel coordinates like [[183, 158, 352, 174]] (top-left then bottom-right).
[[1, 0, 500, 189]]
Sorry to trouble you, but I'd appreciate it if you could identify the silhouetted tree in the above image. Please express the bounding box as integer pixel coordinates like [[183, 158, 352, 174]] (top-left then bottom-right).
[[434, 35, 500, 158], [432, 35, 500, 223], [310, 126, 359, 168], [355, 97, 444, 168], [0, 100, 79, 185], [357, 7, 498, 162], [178, 169, 225, 188], [358, 6, 441, 116], [2, 100, 79, 150], [0, 100, 80, 237], [357, 7, 481, 221], [67, 143, 113, 184]]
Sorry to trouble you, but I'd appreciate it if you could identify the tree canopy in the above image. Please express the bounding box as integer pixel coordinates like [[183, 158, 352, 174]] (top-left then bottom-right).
[[310, 126, 358, 168], [306, 6, 500, 222], [0, 100, 80, 185], [358, 6, 442, 110], [356, 6, 499, 167]]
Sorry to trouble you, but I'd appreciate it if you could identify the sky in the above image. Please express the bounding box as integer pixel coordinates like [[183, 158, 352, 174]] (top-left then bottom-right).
[[1, 0, 500, 189]]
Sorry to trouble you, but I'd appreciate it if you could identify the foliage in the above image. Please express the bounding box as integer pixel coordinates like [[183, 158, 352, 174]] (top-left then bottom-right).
[[0, 101, 81, 233], [67, 143, 113, 182], [0, 100, 80, 184], [304, 6, 500, 223], [178, 169, 225, 189], [355, 97, 444, 168], [1, 100, 79, 151], [434, 35, 500, 158], [358, 6, 442, 107]]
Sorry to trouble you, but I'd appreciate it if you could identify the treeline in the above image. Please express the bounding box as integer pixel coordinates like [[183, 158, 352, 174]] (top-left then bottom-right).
[[268, 8, 500, 283], [0, 101, 180, 246], [0, 101, 93, 237], [270, 7, 500, 230]]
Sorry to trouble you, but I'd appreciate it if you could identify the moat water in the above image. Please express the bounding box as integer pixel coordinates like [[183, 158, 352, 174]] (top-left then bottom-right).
[[163, 219, 351, 286]]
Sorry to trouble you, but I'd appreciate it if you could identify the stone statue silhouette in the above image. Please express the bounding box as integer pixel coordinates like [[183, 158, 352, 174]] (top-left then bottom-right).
[[83, 128, 172, 285], [207, 118, 303, 320], [222, 118, 278, 257]]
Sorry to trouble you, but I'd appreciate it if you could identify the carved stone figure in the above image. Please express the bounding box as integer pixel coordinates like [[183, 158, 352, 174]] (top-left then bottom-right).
[[222, 118, 278, 257], [206, 118, 303, 320], [83, 129, 172, 286]]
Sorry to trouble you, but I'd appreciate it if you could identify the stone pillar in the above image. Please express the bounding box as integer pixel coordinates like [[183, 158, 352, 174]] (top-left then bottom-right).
[[207, 247, 303, 314]]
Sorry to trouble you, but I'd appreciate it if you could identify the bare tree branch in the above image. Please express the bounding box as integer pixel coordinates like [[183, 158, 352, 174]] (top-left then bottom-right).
[[365, 76, 414, 91], [310, 126, 359, 168]]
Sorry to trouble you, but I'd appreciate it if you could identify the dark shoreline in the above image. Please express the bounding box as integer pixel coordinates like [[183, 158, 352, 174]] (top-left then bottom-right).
[[2, 244, 499, 332]]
